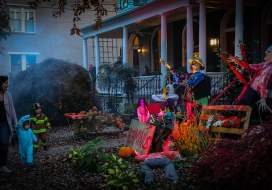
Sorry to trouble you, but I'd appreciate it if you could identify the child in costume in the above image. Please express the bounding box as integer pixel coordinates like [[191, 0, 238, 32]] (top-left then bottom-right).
[[31, 103, 51, 150], [17, 115, 37, 166]]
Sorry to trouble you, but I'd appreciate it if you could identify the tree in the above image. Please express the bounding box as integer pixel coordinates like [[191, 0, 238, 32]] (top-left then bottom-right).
[[0, 0, 10, 41], [28, 0, 116, 35], [0, 0, 116, 40], [97, 64, 137, 112]]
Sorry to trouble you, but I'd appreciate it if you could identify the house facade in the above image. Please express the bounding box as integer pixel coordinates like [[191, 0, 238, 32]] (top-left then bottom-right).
[[0, 0, 117, 76], [81, 0, 272, 79]]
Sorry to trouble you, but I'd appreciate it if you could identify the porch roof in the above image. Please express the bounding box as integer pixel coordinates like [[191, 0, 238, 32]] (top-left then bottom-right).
[[81, 0, 189, 38], [81, 0, 258, 39]]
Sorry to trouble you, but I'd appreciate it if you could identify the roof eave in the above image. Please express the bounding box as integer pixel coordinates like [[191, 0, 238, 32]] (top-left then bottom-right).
[[81, 0, 189, 38]]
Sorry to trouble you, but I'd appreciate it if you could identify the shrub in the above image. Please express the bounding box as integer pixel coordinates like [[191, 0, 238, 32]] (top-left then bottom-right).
[[68, 137, 106, 172], [101, 154, 140, 190], [10, 58, 96, 125], [174, 120, 211, 157], [190, 119, 272, 189]]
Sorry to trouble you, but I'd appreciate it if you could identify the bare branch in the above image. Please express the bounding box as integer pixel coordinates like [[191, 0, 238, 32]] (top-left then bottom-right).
[[28, 0, 116, 36]]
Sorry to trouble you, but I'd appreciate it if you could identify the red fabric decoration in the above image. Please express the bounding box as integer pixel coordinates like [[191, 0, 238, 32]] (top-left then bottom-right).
[[147, 103, 161, 114], [220, 53, 248, 84]]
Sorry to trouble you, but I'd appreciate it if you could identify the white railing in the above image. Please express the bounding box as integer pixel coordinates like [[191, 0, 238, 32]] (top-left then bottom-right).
[[96, 80, 125, 95], [133, 75, 161, 95], [206, 72, 226, 96], [96, 75, 161, 95], [96, 72, 227, 96]]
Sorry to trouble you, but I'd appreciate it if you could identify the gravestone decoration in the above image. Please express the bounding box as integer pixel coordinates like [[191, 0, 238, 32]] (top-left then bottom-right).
[[10, 58, 97, 125], [126, 119, 156, 155]]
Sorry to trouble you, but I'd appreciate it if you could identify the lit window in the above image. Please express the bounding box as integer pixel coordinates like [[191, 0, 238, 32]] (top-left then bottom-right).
[[9, 8, 36, 33], [9, 53, 38, 75], [133, 36, 140, 48]]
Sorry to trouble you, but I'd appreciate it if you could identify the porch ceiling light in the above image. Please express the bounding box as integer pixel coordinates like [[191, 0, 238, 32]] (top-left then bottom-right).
[[137, 48, 142, 53], [210, 38, 219, 47]]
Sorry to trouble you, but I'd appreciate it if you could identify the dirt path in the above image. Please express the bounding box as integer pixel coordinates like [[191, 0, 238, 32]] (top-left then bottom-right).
[[0, 126, 126, 190]]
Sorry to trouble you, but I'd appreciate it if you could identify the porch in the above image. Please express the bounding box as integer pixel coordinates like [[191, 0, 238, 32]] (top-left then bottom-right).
[[81, 0, 257, 79], [80, 0, 263, 112]]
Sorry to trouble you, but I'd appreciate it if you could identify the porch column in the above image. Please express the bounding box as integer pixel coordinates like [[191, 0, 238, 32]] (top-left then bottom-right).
[[235, 0, 243, 58], [187, 4, 194, 73], [122, 26, 128, 65], [199, 0, 206, 72], [161, 13, 167, 87], [82, 38, 88, 69], [94, 35, 100, 76]]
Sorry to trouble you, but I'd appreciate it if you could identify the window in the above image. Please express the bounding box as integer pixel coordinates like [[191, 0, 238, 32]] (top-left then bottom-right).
[[9, 8, 36, 33], [90, 38, 121, 66], [133, 36, 140, 49], [9, 53, 38, 75]]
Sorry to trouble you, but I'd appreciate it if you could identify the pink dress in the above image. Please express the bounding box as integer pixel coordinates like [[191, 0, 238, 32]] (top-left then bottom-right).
[[137, 106, 150, 123]]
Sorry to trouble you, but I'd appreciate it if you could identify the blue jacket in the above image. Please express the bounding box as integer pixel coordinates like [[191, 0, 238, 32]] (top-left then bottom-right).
[[17, 115, 37, 164], [187, 72, 205, 88]]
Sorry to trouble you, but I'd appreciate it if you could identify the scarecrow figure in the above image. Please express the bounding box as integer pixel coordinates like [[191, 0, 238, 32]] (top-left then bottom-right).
[[227, 45, 272, 113], [184, 54, 211, 119]]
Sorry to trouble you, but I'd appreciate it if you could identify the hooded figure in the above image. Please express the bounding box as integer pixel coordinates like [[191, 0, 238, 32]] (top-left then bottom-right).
[[17, 115, 37, 166]]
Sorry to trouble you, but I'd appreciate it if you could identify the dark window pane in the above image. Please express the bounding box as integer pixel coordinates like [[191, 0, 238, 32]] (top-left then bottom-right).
[[10, 54, 22, 75], [25, 11, 35, 32], [26, 54, 37, 68]]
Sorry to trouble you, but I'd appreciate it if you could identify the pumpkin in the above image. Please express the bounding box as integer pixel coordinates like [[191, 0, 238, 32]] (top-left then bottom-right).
[[115, 120, 122, 129], [118, 147, 135, 158]]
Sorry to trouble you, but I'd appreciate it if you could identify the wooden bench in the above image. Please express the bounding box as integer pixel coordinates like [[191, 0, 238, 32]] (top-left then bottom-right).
[[199, 105, 252, 136]]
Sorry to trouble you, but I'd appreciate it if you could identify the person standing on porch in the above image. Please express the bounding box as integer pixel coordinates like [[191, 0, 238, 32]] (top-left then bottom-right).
[[0, 76, 17, 173], [143, 66, 150, 76]]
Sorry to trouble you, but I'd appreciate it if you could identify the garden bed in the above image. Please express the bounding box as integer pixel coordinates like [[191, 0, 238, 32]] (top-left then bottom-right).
[[0, 126, 192, 190]]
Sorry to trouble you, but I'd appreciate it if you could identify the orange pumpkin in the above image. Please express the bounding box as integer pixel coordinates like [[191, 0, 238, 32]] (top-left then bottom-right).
[[118, 147, 135, 158], [115, 120, 122, 129]]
